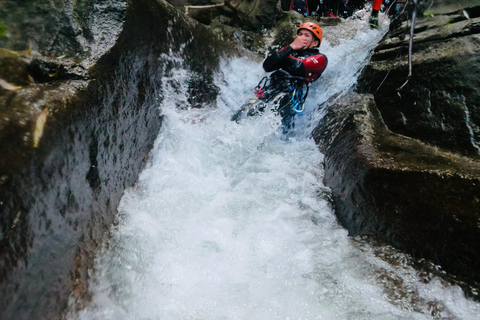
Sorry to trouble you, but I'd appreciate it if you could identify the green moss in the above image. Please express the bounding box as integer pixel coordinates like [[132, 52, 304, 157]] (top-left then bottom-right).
[[0, 20, 6, 37], [423, 10, 435, 18]]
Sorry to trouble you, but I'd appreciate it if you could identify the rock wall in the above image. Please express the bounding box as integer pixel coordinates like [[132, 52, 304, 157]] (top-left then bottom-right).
[[359, 1, 480, 157], [313, 0, 480, 299], [0, 0, 240, 319], [167, 0, 282, 31], [0, 0, 127, 62]]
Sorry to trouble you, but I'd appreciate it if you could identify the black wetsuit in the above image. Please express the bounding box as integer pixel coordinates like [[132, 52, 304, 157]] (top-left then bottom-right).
[[263, 46, 327, 83]]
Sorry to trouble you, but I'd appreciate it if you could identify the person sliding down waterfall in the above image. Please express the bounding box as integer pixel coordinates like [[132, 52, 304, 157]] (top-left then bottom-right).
[[231, 22, 328, 133]]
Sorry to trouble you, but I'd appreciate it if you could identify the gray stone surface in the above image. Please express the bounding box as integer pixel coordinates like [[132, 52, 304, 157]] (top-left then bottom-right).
[[313, 0, 480, 298], [0, 1, 242, 319]]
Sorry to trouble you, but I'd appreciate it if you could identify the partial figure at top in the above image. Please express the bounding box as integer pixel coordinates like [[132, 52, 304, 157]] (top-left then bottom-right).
[[281, 0, 318, 16], [280, 0, 388, 23], [369, 0, 383, 28]]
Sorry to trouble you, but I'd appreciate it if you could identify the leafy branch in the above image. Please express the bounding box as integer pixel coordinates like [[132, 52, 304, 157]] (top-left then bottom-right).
[[184, 0, 242, 16]]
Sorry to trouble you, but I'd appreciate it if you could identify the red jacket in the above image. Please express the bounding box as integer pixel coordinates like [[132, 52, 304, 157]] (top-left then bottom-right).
[[263, 45, 328, 83]]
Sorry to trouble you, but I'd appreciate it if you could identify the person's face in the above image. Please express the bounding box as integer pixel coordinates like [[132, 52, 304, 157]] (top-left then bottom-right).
[[296, 29, 319, 48]]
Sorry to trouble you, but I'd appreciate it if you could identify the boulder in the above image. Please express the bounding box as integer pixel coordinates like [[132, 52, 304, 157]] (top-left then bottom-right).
[[313, 0, 480, 298], [359, 2, 480, 157]]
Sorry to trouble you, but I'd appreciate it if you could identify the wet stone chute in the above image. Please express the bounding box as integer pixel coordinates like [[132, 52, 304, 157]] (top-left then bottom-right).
[[65, 10, 480, 320]]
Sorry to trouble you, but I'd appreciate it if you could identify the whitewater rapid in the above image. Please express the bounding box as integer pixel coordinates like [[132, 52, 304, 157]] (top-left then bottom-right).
[[67, 11, 480, 320]]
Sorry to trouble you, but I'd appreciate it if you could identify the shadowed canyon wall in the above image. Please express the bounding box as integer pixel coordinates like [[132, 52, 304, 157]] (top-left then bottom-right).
[[0, 1, 239, 319], [313, 0, 480, 299]]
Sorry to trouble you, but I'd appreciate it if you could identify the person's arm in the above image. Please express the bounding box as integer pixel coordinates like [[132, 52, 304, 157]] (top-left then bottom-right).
[[263, 36, 312, 73], [303, 53, 328, 82], [263, 45, 295, 72]]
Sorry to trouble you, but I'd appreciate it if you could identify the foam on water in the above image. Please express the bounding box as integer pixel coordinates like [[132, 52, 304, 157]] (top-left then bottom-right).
[[67, 10, 480, 320]]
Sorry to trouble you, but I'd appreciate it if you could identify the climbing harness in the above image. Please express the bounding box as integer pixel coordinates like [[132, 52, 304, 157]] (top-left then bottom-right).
[[231, 70, 310, 124], [253, 77, 268, 99], [289, 83, 309, 114], [252, 70, 309, 114]]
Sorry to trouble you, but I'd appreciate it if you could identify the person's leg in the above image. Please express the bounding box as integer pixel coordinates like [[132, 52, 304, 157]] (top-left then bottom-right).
[[324, 0, 335, 16], [372, 0, 382, 11], [369, 0, 383, 28], [277, 95, 297, 134]]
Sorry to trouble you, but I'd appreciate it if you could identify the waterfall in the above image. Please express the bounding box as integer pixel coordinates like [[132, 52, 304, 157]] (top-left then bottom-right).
[[66, 11, 480, 320]]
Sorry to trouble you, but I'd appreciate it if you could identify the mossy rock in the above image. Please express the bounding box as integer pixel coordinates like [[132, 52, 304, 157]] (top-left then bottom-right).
[[0, 48, 30, 86]]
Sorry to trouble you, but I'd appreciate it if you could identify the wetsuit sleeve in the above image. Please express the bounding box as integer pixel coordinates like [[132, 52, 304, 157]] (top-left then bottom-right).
[[303, 53, 328, 83], [262, 46, 303, 74]]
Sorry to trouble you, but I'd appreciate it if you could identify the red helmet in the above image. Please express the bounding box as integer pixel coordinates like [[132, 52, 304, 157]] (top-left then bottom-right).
[[297, 22, 323, 44]]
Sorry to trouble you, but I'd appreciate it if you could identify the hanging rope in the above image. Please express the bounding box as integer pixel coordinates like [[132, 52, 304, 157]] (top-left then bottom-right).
[[397, 0, 418, 91], [374, 0, 418, 93]]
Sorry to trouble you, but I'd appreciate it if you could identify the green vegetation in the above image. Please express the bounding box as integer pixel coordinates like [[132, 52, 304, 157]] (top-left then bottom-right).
[[0, 20, 6, 37], [423, 10, 435, 18]]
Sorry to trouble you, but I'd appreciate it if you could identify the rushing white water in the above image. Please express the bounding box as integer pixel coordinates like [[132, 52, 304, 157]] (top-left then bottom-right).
[[67, 11, 480, 320]]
